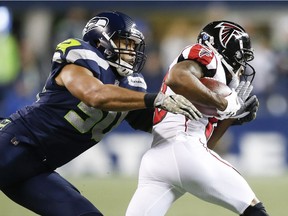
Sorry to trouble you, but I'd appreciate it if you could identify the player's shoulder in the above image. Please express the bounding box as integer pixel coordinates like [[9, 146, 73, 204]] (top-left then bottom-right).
[[181, 43, 215, 66], [52, 38, 109, 70], [182, 43, 213, 59], [53, 38, 101, 60], [54, 38, 88, 55]]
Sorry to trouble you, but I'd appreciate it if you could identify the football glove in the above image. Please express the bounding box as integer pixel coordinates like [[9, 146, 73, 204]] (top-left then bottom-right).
[[154, 92, 203, 121], [232, 95, 259, 125], [216, 89, 242, 120], [231, 81, 255, 118], [236, 81, 253, 103]]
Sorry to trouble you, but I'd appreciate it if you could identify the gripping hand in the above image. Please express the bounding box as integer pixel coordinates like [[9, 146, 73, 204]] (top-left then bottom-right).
[[232, 81, 254, 119], [216, 89, 242, 120], [236, 81, 253, 102], [154, 92, 203, 121], [232, 95, 259, 125]]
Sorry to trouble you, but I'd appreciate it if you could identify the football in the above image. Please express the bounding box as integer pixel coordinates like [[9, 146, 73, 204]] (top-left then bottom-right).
[[194, 77, 232, 116]]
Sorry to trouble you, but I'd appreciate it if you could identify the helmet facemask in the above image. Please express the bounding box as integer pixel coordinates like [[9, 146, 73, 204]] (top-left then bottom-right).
[[103, 31, 146, 76], [223, 34, 255, 83]]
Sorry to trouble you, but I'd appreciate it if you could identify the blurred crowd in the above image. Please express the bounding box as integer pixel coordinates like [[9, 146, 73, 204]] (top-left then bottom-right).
[[1, 2, 288, 119]]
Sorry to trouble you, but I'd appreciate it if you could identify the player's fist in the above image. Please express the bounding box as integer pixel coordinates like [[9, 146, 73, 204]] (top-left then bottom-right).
[[216, 89, 242, 120]]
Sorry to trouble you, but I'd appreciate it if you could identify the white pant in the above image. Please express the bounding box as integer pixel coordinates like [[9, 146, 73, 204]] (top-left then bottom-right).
[[126, 132, 255, 216]]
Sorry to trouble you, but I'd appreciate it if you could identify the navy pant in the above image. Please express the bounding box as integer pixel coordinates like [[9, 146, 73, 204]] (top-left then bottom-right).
[[0, 124, 103, 216]]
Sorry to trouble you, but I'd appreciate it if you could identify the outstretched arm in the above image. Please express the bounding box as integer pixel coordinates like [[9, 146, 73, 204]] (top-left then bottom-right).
[[56, 64, 148, 111], [55, 64, 201, 120]]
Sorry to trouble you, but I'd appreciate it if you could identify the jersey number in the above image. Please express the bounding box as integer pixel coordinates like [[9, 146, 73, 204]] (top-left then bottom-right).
[[64, 102, 126, 142]]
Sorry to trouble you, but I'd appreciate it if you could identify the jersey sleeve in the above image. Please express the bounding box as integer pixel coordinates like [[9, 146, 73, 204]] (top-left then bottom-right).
[[125, 108, 154, 132], [51, 38, 110, 78], [180, 44, 217, 77]]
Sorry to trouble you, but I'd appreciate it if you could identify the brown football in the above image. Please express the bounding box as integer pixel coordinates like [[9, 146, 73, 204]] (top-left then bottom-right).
[[194, 77, 232, 116]]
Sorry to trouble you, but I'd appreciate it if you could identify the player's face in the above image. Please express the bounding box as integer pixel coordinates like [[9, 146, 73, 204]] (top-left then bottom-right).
[[113, 38, 136, 66]]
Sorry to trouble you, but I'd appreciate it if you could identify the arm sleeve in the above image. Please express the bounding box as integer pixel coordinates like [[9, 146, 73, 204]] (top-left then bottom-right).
[[125, 108, 154, 132]]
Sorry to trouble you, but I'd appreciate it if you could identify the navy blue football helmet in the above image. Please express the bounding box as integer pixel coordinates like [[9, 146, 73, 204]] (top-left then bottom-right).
[[82, 11, 146, 76], [197, 20, 255, 82]]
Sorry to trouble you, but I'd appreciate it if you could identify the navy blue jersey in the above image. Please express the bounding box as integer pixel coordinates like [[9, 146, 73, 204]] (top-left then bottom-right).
[[8, 38, 148, 168]]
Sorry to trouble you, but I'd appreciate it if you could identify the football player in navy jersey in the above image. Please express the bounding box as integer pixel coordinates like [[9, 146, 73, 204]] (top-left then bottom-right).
[[126, 21, 268, 216], [0, 11, 202, 216]]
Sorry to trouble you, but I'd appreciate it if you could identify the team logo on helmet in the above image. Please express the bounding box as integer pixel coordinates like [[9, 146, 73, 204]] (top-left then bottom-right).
[[215, 22, 246, 48], [83, 17, 109, 34]]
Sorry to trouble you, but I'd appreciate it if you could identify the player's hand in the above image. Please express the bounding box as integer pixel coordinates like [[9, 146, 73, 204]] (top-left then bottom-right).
[[231, 95, 259, 125], [216, 89, 242, 120], [236, 81, 253, 103], [154, 92, 203, 121], [232, 81, 254, 119]]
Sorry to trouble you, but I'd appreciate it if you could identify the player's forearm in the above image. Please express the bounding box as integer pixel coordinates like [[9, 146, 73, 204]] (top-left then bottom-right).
[[166, 61, 227, 111], [83, 84, 148, 111]]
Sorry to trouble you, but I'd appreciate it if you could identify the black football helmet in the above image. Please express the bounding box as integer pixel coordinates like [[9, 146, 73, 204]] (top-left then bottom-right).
[[197, 21, 255, 83], [82, 11, 146, 76]]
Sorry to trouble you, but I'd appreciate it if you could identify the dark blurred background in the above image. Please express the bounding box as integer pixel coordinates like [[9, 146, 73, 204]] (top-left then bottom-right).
[[1, 1, 287, 177]]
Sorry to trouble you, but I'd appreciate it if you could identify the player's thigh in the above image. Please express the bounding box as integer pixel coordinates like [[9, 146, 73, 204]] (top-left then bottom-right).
[[138, 141, 182, 184], [2, 171, 103, 216], [0, 131, 47, 188], [176, 141, 255, 213], [126, 145, 184, 216], [126, 181, 183, 216]]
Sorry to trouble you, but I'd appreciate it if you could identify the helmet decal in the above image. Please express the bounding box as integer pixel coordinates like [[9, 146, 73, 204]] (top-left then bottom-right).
[[215, 22, 246, 48], [83, 17, 109, 36], [94, 17, 109, 28]]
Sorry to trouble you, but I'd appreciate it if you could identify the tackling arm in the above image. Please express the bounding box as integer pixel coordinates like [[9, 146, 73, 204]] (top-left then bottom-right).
[[56, 64, 148, 111], [55, 64, 201, 120], [125, 109, 154, 132]]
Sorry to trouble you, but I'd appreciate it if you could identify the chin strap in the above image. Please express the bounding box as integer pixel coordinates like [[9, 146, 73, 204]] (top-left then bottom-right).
[[107, 59, 133, 76], [204, 40, 240, 87], [102, 31, 134, 76]]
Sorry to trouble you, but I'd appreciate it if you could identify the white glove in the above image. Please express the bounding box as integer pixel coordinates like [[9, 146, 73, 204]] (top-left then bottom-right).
[[231, 95, 259, 120], [154, 92, 203, 121], [216, 89, 242, 120], [232, 81, 254, 119], [236, 81, 253, 102]]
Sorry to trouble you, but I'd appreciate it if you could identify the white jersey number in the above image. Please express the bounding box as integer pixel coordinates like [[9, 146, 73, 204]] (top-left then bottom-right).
[[64, 102, 127, 142]]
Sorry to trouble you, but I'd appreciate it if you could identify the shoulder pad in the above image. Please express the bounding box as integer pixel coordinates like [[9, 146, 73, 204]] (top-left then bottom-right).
[[52, 38, 109, 70]]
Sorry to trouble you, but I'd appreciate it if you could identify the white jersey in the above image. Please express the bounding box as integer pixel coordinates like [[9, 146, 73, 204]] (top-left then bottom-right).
[[126, 43, 256, 216], [153, 43, 228, 146]]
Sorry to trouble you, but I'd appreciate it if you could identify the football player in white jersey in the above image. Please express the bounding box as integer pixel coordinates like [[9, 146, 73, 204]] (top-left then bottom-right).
[[126, 21, 268, 216]]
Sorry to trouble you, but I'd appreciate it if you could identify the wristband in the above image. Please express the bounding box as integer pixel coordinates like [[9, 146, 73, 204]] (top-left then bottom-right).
[[144, 93, 158, 108]]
